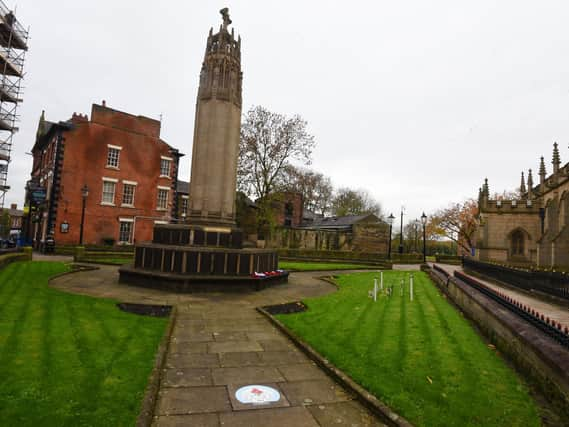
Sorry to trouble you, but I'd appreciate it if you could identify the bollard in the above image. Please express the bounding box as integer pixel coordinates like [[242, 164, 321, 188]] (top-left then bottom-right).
[[373, 278, 378, 302]]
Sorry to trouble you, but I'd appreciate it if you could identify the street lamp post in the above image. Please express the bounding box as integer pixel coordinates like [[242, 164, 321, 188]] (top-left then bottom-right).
[[421, 212, 427, 263], [387, 213, 395, 260], [79, 184, 89, 245], [398, 208, 404, 254]]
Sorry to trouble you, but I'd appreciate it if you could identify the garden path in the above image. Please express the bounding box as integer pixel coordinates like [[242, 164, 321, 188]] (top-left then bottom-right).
[[436, 263, 569, 328], [51, 265, 386, 427]]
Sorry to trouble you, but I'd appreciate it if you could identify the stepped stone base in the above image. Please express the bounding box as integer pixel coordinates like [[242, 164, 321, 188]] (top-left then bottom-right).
[[118, 224, 287, 292]]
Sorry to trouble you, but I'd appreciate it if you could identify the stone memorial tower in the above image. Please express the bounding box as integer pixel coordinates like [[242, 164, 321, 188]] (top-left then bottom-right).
[[189, 8, 242, 227], [119, 9, 286, 291]]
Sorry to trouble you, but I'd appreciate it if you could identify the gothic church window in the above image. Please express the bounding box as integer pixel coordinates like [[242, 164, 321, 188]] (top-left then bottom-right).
[[511, 230, 525, 257]]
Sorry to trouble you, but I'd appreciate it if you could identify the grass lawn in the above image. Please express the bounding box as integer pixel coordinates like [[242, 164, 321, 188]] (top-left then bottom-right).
[[0, 261, 168, 426], [276, 271, 540, 427], [279, 261, 380, 271]]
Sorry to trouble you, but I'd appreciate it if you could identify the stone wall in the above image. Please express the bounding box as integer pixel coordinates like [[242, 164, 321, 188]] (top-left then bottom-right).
[[477, 210, 540, 264], [429, 268, 569, 418], [269, 223, 389, 254]]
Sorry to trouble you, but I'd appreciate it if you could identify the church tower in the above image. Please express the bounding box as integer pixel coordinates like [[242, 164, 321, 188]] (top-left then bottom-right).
[[188, 8, 242, 228]]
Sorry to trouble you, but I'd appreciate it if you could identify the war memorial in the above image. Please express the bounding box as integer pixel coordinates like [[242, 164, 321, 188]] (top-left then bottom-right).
[[1, 5, 568, 427], [119, 9, 287, 291]]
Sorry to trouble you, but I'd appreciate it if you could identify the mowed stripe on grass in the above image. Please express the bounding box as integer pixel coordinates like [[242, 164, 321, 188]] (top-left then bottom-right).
[[0, 261, 168, 426], [277, 271, 540, 427]]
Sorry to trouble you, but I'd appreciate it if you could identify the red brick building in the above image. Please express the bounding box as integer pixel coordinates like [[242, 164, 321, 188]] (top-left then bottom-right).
[[26, 102, 182, 248], [271, 192, 304, 227]]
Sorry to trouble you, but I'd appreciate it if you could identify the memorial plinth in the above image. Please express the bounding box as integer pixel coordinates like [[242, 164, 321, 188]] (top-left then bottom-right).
[[119, 224, 286, 292], [119, 9, 286, 292]]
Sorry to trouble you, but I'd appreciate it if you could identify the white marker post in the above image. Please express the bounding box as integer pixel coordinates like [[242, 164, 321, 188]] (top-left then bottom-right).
[[410, 274, 414, 301], [373, 278, 378, 302], [380, 271, 384, 292]]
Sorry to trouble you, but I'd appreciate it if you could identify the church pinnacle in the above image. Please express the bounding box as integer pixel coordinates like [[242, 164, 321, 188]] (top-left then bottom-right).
[[552, 142, 561, 174], [519, 171, 526, 194], [527, 169, 534, 199]]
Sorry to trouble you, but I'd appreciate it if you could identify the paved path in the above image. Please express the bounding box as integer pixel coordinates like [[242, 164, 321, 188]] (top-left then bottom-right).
[[32, 252, 74, 262], [436, 263, 569, 328], [52, 266, 385, 427]]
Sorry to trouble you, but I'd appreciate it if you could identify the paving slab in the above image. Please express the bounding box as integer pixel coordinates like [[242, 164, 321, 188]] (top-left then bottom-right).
[[162, 368, 213, 387], [169, 341, 208, 354], [218, 406, 320, 427], [172, 330, 214, 343], [208, 340, 263, 354], [219, 351, 263, 367], [212, 331, 248, 341], [258, 350, 307, 365], [277, 363, 330, 382], [212, 366, 285, 385], [258, 339, 297, 352], [246, 331, 289, 342], [153, 413, 219, 427], [166, 353, 219, 369], [156, 386, 231, 415], [203, 322, 272, 333], [307, 401, 387, 426], [279, 379, 351, 406]]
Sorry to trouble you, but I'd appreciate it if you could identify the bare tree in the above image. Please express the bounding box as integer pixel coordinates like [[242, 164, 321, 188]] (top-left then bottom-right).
[[279, 165, 333, 216], [331, 188, 383, 218], [238, 106, 315, 201]]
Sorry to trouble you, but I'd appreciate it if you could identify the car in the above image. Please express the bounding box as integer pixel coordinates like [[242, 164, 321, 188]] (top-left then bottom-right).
[[0, 238, 16, 249]]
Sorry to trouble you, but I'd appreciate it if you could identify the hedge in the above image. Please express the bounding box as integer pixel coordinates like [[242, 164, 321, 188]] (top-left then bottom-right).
[[0, 251, 31, 270]]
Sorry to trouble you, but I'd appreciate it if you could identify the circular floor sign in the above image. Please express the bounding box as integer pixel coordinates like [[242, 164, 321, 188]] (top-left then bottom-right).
[[235, 385, 281, 405]]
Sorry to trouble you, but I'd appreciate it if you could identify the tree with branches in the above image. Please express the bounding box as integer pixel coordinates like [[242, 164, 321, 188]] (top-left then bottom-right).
[[279, 165, 333, 216], [331, 188, 383, 218], [238, 106, 315, 201], [428, 199, 478, 254]]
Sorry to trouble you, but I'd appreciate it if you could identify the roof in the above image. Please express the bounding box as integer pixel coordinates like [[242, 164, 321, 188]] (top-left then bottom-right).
[[177, 180, 189, 194], [302, 209, 323, 220], [302, 213, 381, 230]]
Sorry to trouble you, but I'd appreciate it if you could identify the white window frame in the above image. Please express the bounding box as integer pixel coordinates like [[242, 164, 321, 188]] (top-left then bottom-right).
[[101, 177, 118, 206], [160, 156, 173, 178], [157, 186, 169, 211], [106, 144, 122, 169], [121, 181, 137, 207], [118, 217, 134, 244], [181, 195, 189, 216]]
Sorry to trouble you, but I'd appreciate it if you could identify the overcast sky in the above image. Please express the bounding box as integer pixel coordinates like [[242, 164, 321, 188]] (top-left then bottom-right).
[[5, 1, 569, 228]]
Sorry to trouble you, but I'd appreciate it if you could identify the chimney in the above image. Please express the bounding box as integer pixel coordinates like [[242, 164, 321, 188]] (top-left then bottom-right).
[[102, 100, 107, 107], [10, 203, 16, 210]]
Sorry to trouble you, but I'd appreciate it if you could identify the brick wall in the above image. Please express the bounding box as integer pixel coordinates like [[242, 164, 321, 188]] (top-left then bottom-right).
[[46, 103, 178, 246]]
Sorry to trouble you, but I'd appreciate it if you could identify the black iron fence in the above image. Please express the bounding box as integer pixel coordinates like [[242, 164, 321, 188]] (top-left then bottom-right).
[[453, 270, 569, 349], [463, 258, 569, 301]]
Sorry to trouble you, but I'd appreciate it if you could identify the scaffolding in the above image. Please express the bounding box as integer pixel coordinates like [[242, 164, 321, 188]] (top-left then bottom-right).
[[0, 0, 27, 210]]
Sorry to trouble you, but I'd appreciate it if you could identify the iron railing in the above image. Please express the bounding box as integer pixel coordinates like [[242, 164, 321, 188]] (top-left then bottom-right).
[[452, 269, 569, 349], [463, 258, 569, 301]]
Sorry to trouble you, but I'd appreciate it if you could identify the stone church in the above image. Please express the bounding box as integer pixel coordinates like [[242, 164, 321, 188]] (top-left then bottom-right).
[[476, 142, 569, 268]]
